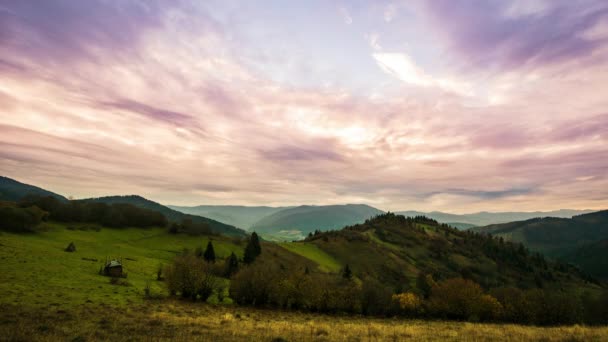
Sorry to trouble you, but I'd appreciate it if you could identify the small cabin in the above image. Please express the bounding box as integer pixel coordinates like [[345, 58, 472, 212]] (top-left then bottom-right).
[[104, 260, 123, 277]]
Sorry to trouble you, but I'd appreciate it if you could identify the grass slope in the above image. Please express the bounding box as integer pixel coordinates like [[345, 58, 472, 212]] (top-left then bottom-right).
[[0, 176, 67, 202], [86, 195, 247, 237], [278, 242, 342, 272], [0, 222, 243, 308]]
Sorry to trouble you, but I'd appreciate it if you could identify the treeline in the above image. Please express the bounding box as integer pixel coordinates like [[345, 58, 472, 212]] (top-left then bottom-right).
[[0, 201, 47, 232], [6, 195, 167, 229], [228, 261, 608, 325]]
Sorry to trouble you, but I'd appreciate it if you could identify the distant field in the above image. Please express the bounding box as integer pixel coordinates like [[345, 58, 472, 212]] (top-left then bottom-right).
[[279, 241, 342, 272], [0, 223, 243, 308], [2, 301, 608, 341]]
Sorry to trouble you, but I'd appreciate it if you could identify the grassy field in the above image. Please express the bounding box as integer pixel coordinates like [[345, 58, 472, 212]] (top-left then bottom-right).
[[279, 242, 342, 272], [2, 301, 608, 341], [1, 223, 608, 341], [0, 223, 244, 307]]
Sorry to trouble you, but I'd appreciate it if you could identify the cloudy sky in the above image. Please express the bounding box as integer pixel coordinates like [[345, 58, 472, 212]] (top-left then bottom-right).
[[1, 0, 607, 213]]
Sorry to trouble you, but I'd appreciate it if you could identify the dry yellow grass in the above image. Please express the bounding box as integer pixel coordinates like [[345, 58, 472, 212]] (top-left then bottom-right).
[[1, 301, 607, 341]]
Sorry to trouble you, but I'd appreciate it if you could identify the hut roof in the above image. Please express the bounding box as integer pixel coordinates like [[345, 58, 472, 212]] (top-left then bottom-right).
[[106, 260, 122, 268]]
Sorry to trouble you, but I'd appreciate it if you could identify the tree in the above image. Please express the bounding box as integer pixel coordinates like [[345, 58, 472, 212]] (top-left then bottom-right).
[[203, 240, 216, 263], [243, 232, 262, 264], [416, 273, 436, 298], [225, 252, 239, 277], [164, 254, 218, 301], [342, 264, 352, 280]]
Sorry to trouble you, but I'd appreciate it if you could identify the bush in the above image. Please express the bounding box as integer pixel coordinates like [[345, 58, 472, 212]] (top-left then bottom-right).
[[360, 277, 394, 315], [393, 292, 423, 316], [0, 202, 47, 232], [164, 254, 219, 301], [427, 278, 502, 321]]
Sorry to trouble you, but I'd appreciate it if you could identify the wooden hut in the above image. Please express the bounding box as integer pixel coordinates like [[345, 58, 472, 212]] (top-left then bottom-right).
[[104, 259, 123, 277]]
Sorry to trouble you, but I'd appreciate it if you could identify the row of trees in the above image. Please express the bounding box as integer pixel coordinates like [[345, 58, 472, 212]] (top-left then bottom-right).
[[229, 262, 608, 325], [164, 233, 262, 300], [16, 195, 167, 228], [162, 226, 608, 326], [0, 201, 47, 232]]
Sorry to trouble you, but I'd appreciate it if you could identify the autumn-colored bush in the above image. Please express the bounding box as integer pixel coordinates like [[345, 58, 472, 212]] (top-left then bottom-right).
[[392, 292, 423, 316], [427, 278, 502, 321]]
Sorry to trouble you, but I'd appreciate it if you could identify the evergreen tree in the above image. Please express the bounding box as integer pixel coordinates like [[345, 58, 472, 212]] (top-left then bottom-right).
[[203, 240, 216, 263], [342, 264, 352, 280], [225, 252, 239, 277], [243, 232, 262, 264]]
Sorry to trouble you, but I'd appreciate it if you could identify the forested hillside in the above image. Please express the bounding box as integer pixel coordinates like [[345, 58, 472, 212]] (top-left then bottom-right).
[[472, 210, 608, 279], [0, 176, 67, 202]]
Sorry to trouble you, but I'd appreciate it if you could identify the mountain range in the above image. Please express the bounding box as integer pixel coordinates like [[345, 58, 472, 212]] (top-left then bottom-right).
[[167, 205, 291, 230], [396, 209, 593, 227]]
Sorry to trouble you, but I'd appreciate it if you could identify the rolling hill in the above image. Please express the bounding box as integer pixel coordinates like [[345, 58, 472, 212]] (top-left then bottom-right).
[[472, 210, 608, 278], [250, 204, 384, 238], [0, 176, 67, 202], [85, 195, 247, 237], [296, 213, 595, 290], [168, 205, 291, 230], [396, 209, 592, 227]]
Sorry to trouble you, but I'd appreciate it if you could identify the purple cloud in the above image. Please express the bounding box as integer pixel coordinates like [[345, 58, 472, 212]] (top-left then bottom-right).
[[259, 145, 344, 162], [423, 0, 608, 70], [0, 0, 169, 63], [98, 99, 193, 126]]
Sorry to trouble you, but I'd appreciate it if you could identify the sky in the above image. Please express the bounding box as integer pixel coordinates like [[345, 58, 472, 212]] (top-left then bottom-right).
[[1, 0, 607, 213]]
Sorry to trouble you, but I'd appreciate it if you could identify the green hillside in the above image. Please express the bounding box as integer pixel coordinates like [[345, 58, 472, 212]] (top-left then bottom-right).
[[0, 176, 67, 202], [298, 213, 596, 291], [0, 221, 314, 308], [86, 196, 247, 237], [168, 205, 291, 230], [251, 204, 383, 238]]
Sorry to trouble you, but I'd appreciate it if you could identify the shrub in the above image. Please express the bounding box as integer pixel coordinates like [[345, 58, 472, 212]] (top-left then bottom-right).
[[393, 292, 423, 316], [360, 277, 394, 315], [427, 278, 502, 321], [164, 254, 219, 301], [0, 202, 47, 232]]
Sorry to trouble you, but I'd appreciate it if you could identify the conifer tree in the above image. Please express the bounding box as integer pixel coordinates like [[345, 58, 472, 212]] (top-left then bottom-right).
[[225, 252, 239, 276], [342, 264, 352, 280], [203, 240, 216, 263], [243, 232, 262, 264]]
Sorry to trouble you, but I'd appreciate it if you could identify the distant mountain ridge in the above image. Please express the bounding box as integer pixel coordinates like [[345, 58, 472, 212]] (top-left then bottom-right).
[[251, 204, 384, 237], [85, 195, 247, 237], [396, 209, 593, 227], [0, 176, 67, 202], [168, 205, 292, 230], [0, 176, 246, 237]]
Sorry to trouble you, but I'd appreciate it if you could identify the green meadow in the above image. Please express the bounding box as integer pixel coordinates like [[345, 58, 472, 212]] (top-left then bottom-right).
[[278, 241, 342, 272], [0, 223, 243, 308]]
